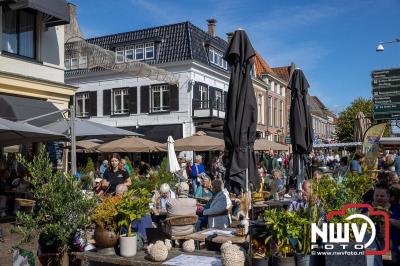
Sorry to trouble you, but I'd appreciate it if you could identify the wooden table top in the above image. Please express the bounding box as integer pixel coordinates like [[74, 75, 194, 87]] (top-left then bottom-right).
[[184, 228, 247, 244], [72, 248, 220, 266]]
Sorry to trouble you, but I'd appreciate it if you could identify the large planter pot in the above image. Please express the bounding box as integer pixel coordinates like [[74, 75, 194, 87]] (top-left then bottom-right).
[[295, 254, 313, 266], [38, 252, 68, 266], [252, 256, 270, 266], [94, 227, 119, 248], [271, 255, 296, 266], [119, 234, 137, 257]]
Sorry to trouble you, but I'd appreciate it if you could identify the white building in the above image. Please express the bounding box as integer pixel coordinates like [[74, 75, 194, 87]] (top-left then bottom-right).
[[65, 20, 232, 142]]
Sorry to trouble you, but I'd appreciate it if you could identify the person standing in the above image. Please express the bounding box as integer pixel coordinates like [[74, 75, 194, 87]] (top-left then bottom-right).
[[191, 155, 205, 194], [350, 153, 364, 175], [101, 154, 131, 195], [99, 160, 108, 179]]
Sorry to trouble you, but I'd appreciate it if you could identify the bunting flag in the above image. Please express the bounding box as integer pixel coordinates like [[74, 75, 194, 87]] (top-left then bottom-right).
[[362, 123, 387, 173]]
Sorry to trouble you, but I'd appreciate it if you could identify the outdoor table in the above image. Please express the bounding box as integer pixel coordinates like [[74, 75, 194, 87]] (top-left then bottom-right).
[[251, 199, 293, 219], [71, 248, 221, 266], [184, 228, 248, 244]]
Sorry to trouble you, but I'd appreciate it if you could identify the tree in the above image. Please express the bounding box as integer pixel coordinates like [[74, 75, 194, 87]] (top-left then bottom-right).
[[336, 97, 373, 142]]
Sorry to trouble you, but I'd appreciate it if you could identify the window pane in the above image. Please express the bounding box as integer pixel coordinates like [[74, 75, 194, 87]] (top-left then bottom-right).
[[153, 90, 160, 110], [79, 56, 87, 68], [123, 94, 129, 112], [84, 96, 90, 116], [145, 43, 154, 59], [125, 46, 134, 61], [64, 59, 70, 70], [77, 98, 83, 116], [19, 11, 35, 58], [2, 11, 17, 54], [214, 53, 219, 66], [71, 58, 78, 69], [116, 48, 124, 63], [162, 89, 169, 109], [208, 50, 213, 63], [115, 94, 122, 113], [136, 45, 144, 60]]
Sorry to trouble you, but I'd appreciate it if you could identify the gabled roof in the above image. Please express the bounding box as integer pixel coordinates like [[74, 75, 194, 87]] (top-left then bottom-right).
[[65, 21, 228, 77], [254, 52, 275, 79], [271, 66, 291, 83]]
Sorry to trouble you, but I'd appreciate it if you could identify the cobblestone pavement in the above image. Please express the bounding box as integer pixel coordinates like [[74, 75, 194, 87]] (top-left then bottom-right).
[[0, 221, 39, 266]]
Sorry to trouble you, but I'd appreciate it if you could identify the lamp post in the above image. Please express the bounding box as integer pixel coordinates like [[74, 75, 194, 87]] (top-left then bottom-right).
[[376, 38, 400, 52]]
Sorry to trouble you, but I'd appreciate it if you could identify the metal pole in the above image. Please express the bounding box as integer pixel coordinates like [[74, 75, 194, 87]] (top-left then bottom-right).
[[70, 105, 77, 175]]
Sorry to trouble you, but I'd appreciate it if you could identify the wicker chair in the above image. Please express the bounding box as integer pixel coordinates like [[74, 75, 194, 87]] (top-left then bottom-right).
[[162, 215, 198, 241]]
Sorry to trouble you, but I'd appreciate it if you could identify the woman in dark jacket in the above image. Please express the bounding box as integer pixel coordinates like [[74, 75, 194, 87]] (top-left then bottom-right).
[[100, 153, 131, 195]]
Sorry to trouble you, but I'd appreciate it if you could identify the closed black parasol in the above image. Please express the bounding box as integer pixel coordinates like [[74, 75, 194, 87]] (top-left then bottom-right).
[[288, 69, 314, 190], [223, 29, 258, 195]]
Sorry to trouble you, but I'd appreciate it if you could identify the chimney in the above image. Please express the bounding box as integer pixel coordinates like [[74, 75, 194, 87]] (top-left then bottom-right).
[[64, 3, 84, 42], [289, 62, 296, 75], [226, 32, 234, 44], [206, 18, 217, 37]]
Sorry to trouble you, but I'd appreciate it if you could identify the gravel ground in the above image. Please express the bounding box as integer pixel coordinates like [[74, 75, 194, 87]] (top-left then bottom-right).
[[0, 221, 39, 266]]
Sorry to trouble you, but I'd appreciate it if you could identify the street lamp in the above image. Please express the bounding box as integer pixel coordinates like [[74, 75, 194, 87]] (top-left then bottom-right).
[[376, 38, 400, 52]]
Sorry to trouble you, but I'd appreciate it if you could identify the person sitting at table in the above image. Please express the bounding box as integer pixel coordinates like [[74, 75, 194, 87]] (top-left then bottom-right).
[[195, 176, 213, 201], [288, 180, 312, 212], [163, 182, 197, 236], [101, 153, 131, 195], [153, 183, 176, 211], [203, 179, 230, 229], [269, 169, 285, 196]]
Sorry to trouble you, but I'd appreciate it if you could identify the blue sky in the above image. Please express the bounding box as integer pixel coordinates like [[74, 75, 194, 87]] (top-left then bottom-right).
[[71, 0, 400, 113]]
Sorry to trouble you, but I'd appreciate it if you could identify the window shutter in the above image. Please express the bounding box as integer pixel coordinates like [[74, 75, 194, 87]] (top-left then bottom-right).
[[103, 89, 111, 116], [69, 95, 74, 107], [209, 86, 216, 109], [140, 86, 150, 113], [223, 91, 228, 111], [128, 87, 137, 114], [193, 82, 200, 109], [169, 84, 179, 111], [89, 91, 97, 117]]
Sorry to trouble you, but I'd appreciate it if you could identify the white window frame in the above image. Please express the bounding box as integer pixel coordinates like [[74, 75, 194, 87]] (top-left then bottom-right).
[[151, 85, 169, 112], [208, 48, 227, 70], [145, 43, 154, 59], [79, 56, 87, 69], [268, 96, 273, 126], [274, 98, 278, 127], [112, 88, 129, 114], [199, 85, 209, 109], [71, 57, 78, 70], [76, 92, 89, 117], [258, 95, 264, 124], [116, 47, 124, 63], [125, 45, 134, 62], [279, 100, 284, 128], [135, 44, 144, 60], [64, 58, 71, 70]]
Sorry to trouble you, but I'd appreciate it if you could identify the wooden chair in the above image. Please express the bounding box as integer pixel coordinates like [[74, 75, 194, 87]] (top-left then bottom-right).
[[162, 215, 198, 241]]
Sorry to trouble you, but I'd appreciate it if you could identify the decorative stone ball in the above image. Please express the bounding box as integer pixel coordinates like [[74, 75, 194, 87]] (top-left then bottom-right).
[[148, 240, 169, 262], [220, 242, 245, 266], [164, 239, 172, 251], [220, 241, 233, 251], [182, 239, 195, 252]]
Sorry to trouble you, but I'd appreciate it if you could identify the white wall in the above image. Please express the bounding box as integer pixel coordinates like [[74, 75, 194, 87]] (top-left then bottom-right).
[[66, 61, 230, 138], [0, 12, 65, 83]]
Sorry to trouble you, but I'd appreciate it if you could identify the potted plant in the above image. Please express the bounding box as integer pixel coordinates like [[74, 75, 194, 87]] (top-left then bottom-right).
[[14, 148, 96, 265], [91, 195, 122, 252], [116, 188, 151, 257], [264, 209, 307, 266]]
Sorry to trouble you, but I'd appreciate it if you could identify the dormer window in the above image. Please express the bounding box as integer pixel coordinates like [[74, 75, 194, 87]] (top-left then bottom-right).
[[145, 43, 154, 59], [115, 42, 155, 63], [208, 47, 227, 70], [135, 44, 144, 60], [65, 56, 87, 70], [116, 47, 124, 63]]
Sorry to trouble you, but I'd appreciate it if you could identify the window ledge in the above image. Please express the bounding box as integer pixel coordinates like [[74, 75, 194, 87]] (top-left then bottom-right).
[[111, 113, 130, 117], [1, 51, 42, 65], [149, 110, 171, 115]]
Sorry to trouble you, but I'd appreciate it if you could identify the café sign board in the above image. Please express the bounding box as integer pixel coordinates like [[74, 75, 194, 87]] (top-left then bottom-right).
[[372, 68, 400, 120]]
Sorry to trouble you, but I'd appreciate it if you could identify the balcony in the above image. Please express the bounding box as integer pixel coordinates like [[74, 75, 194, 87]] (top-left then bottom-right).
[[192, 99, 225, 120]]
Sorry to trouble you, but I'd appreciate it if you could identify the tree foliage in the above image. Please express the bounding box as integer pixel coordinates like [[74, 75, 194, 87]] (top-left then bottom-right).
[[336, 97, 373, 142]]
